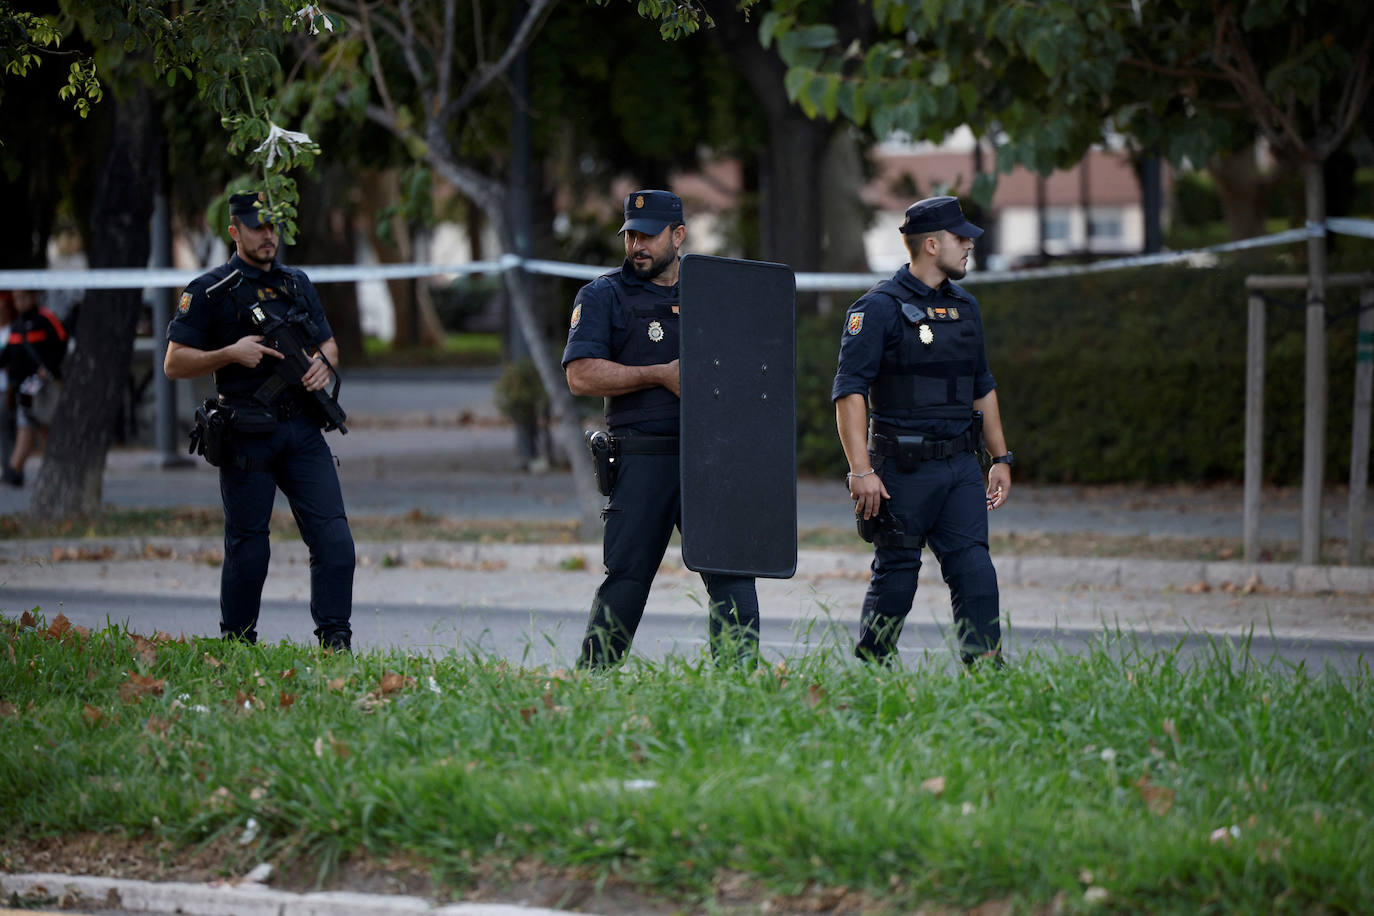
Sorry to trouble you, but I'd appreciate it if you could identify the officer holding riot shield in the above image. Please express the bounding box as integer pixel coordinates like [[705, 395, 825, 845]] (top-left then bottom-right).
[[833, 197, 1013, 666], [562, 190, 759, 668], [165, 191, 354, 651]]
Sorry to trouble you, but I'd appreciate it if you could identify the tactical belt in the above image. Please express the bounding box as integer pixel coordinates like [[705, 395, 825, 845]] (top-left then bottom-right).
[[614, 434, 679, 455], [869, 421, 981, 461], [221, 395, 306, 422]]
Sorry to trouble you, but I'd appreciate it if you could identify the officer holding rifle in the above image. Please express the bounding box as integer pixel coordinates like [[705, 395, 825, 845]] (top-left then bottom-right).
[[165, 191, 354, 651]]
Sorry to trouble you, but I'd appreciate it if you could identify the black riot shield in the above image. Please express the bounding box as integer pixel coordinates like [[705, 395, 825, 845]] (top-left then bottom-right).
[[679, 254, 797, 578]]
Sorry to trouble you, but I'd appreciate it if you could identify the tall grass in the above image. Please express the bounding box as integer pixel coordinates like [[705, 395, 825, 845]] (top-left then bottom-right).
[[1, 612, 1369, 913]]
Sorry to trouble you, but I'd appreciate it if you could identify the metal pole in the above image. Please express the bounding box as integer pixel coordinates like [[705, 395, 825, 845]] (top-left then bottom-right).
[[1349, 285, 1373, 565], [1299, 160, 1328, 565], [1244, 290, 1266, 562]]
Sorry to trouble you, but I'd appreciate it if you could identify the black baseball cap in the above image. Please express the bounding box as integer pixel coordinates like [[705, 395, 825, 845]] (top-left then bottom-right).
[[898, 195, 983, 238], [619, 189, 684, 235], [229, 191, 269, 229]]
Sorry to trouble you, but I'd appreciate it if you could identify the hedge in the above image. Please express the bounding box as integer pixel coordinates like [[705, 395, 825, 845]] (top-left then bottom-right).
[[796, 249, 1371, 486]]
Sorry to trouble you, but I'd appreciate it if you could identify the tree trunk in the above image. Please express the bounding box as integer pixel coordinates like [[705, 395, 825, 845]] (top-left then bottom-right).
[[1207, 145, 1273, 240], [700, 0, 833, 274], [427, 158, 602, 537], [32, 85, 160, 518], [294, 163, 365, 363], [357, 169, 445, 348]]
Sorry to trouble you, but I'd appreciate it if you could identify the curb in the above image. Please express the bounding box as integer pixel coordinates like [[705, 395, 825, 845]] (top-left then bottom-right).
[[4, 538, 1374, 596], [1, 872, 589, 916]]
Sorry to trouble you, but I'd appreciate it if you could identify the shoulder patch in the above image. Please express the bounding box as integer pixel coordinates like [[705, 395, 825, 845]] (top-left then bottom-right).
[[570, 303, 582, 329], [847, 312, 864, 335], [177, 292, 192, 314]]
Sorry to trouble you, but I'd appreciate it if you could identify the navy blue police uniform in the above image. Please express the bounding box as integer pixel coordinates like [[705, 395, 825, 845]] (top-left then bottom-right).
[[562, 190, 759, 668], [832, 199, 1001, 663], [168, 194, 354, 649]]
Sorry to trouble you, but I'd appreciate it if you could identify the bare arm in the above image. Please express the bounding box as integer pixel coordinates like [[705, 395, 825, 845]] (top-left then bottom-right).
[[974, 389, 1011, 509], [300, 337, 340, 392], [565, 357, 680, 398], [163, 336, 284, 380], [836, 392, 889, 519]]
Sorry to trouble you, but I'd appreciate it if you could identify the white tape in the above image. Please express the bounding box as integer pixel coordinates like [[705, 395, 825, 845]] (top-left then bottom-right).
[[1, 220, 1370, 293]]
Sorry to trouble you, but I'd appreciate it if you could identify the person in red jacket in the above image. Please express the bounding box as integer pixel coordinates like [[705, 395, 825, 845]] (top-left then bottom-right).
[[0, 289, 68, 487]]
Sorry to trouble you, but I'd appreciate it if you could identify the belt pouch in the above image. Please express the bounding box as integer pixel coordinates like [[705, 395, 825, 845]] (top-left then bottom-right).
[[896, 435, 924, 473], [190, 399, 227, 467], [585, 429, 618, 497], [229, 404, 278, 436]]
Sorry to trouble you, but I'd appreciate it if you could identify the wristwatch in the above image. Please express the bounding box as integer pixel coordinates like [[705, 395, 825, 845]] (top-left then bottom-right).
[[990, 451, 1014, 467]]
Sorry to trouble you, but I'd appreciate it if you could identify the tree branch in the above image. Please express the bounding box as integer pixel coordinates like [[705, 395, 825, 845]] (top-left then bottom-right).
[[437, 0, 555, 124]]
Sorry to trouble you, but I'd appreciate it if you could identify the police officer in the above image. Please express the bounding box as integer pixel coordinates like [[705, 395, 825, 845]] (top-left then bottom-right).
[[563, 189, 759, 669], [832, 196, 1012, 665], [164, 191, 354, 650]]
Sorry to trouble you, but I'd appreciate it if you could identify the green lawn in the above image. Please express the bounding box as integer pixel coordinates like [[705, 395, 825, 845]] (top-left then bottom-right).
[[1, 612, 1369, 914]]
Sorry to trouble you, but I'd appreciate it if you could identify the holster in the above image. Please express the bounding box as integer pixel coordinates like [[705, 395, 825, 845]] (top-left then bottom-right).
[[228, 403, 278, 436], [856, 490, 925, 550], [585, 429, 619, 497], [188, 399, 228, 467]]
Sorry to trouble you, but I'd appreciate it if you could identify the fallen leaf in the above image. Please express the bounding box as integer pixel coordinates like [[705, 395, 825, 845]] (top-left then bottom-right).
[[519, 706, 536, 724], [313, 736, 325, 758], [1134, 773, 1175, 815], [0, 701, 18, 718], [118, 673, 166, 704], [82, 704, 103, 727], [327, 677, 346, 691], [145, 715, 171, 735], [279, 691, 296, 709], [20, 611, 37, 629], [203, 653, 222, 668], [377, 671, 414, 695], [130, 635, 158, 666], [1162, 718, 1179, 744], [279, 668, 297, 680], [805, 683, 826, 709], [47, 613, 72, 639], [1183, 580, 1212, 594], [920, 776, 946, 796]]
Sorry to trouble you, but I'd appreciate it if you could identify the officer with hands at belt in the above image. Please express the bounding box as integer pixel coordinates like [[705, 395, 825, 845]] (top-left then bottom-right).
[[833, 196, 1012, 666], [164, 191, 354, 651], [563, 189, 760, 669]]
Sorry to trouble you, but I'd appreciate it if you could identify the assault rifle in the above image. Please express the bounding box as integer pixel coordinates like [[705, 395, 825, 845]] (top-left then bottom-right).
[[246, 303, 348, 434]]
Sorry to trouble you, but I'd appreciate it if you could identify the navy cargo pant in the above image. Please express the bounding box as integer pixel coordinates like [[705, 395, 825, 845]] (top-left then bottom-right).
[[857, 449, 1001, 664], [581, 445, 759, 669], [219, 413, 354, 649]]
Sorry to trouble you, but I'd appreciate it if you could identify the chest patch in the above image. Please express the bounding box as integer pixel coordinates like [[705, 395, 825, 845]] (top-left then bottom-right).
[[648, 319, 665, 342], [847, 312, 864, 335], [926, 306, 960, 320]]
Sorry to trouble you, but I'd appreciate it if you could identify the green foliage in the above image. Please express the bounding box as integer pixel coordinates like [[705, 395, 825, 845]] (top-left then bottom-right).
[[765, 0, 1374, 207], [2, 612, 1372, 912], [0, 3, 101, 116], [494, 358, 550, 428], [797, 250, 1373, 485], [601, 0, 759, 40]]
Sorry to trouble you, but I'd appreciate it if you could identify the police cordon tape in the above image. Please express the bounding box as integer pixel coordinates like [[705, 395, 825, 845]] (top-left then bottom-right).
[[1, 219, 1370, 295]]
